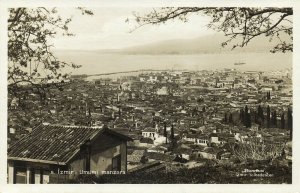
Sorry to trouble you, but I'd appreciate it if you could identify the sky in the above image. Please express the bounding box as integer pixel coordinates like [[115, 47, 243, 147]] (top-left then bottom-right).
[[52, 7, 215, 50]]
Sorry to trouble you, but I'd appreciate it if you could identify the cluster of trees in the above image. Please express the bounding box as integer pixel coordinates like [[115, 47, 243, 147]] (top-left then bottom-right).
[[224, 105, 293, 131], [240, 105, 252, 128]]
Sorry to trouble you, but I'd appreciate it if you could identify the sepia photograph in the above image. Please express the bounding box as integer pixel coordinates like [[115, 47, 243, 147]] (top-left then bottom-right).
[[6, 5, 294, 185]]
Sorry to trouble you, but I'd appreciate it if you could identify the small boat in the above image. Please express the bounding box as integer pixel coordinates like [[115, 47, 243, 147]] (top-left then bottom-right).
[[234, 62, 246, 65]]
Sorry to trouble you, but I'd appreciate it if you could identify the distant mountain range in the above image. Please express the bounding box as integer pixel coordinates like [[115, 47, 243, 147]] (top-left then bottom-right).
[[56, 33, 291, 55]]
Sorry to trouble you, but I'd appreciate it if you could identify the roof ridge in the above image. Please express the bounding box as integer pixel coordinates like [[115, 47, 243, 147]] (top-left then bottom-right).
[[41, 123, 104, 129]]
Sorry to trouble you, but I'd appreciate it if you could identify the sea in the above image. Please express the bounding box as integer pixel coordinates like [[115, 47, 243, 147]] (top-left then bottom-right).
[[55, 52, 292, 79]]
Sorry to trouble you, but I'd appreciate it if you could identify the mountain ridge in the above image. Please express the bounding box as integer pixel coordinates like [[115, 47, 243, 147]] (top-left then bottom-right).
[[54, 33, 290, 55]]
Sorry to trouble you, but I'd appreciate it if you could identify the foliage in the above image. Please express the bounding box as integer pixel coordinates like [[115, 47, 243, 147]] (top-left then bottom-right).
[[229, 139, 284, 161], [267, 105, 271, 128], [132, 7, 293, 52], [8, 8, 93, 102], [67, 159, 291, 184], [287, 108, 293, 140]]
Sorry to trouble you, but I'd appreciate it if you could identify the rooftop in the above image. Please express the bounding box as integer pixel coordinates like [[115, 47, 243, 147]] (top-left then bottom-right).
[[8, 124, 131, 164]]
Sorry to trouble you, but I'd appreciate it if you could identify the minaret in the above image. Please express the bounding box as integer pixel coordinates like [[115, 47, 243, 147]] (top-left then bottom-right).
[[155, 124, 159, 133]]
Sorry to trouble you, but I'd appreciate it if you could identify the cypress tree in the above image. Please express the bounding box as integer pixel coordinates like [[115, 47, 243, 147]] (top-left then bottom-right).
[[254, 112, 258, 124], [261, 106, 264, 122], [224, 112, 228, 123], [257, 105, 262, 117], [171, 124, 175, 140], [281, 113, 285, 129], [287, 108, 293, 140], [245, 105, 249, 114], [267, 91, 271, 100], [240, 108, 244, 124], [287, 108, 293, 129], [257, 105, 264, 125], [272, 110, 277, 127], [244, 106, 249, 127], [229, 113, 233, 124], [245, 112, 251, 128], [267, 105, 271, 128]]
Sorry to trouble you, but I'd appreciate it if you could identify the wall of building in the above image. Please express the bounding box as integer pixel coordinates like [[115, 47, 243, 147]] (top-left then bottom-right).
[[8, 132, 129, 183], [68, 154, 85, 177], [69, 132, 127, 176], [7, 160, 14, 184], [90, 142, 127, 174], [7, 160, 53, 184]]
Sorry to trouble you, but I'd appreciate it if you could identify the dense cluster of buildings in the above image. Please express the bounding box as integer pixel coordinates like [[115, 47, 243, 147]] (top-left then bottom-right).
[[7, 68, 292, 183]]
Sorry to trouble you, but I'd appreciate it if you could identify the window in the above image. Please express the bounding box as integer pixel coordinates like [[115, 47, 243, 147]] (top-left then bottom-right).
[[42, 170, 50, 184], [112, 154, 121, 171], [29, 168, 35, 184], [14, 167, 27, 184]]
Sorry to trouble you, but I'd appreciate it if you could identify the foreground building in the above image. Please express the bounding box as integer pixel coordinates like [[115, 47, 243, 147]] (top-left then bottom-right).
[[7, 124, 132, 184]]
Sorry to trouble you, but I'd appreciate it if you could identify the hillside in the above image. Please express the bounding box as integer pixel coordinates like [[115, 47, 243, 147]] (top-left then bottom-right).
[[109, 33, 289, 55]]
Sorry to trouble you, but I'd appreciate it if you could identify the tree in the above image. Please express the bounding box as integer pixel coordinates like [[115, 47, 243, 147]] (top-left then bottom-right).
[[272, 110, 277, 127], [140, 155, 148, 164], [267, 105, 271, 128], [245, 112, 252, 128], [287, 108, 292, 140], [267, 91, 271, 100], [254, 111, 258, 124], [287, 108, 293, 129], [230, 139, 284, 161], [243, 105, 251, 127], [170, 124, 175, 140], [245, 105, 249, 114], [280, 113, 285, 129], [132, 7, 292, 52], [242, 105, 252, 128], [229, 113, 233, 125], [224, 112, 228, 123], [118, 108, 121, 118], [8, 8, 93, 102], [257, 105, 264, 125], [240, 108, 244, 124]]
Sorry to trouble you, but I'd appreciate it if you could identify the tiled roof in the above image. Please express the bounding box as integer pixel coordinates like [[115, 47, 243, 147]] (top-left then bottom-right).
[[127, 150, 145, 163], [142, 127, 156, 132], [8, 124, 105, 164]]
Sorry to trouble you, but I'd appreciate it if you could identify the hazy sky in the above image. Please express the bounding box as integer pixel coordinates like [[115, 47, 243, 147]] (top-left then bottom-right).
[[52, 7, 215, 50]]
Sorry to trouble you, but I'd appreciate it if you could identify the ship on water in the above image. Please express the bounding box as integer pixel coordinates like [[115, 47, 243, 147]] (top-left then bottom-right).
[[234, 62, 246, 65]]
